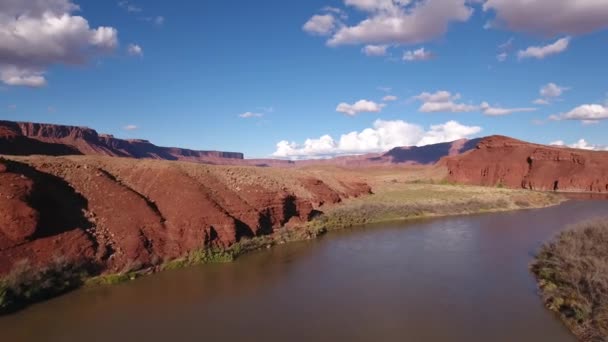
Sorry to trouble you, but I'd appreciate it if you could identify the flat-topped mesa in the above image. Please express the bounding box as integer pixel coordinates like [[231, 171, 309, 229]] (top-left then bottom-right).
[[0, 120, 244, 161], [15, 121, 100, 141], [442, 135, 608, 193]]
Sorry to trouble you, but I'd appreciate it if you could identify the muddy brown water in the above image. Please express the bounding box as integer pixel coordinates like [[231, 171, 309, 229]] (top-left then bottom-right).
[[1, 200, 607, 342]]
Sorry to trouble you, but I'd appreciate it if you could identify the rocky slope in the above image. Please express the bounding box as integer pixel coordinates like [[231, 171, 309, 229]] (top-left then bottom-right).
[[442, 135, 608, 192], [0, 156, 370, 276], [0, 121, 243, 162]]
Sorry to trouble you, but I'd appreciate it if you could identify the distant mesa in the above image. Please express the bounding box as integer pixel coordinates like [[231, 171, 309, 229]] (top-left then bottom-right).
[[0, 120, 244, 162]]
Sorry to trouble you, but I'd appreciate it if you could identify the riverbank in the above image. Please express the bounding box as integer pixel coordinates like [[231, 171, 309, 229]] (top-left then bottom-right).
[[308, 181, 562, 231], [532, 218, 608, 341], [0, 179, 563, 314]]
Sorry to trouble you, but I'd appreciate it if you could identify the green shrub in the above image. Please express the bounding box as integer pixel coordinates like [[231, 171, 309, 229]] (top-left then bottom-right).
[[0, 257, 88, 314]]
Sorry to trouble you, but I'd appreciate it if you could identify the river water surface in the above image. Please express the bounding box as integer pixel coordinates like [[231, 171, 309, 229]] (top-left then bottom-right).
[[2, 200, 607, 341]]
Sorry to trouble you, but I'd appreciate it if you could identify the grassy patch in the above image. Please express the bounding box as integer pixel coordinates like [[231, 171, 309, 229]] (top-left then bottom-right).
[[308, 183, 562, 231], [531, 218, 608, 341], [0, 258, 88, 314]]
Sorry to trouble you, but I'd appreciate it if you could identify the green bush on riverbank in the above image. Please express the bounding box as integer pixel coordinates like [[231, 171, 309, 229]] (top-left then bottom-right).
[[0, 258, 88, 314], [532, 218, 608, 341]]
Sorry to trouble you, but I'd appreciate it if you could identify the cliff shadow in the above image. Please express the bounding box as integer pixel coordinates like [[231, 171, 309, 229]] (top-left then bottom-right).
[[3, 160, 93, 239]]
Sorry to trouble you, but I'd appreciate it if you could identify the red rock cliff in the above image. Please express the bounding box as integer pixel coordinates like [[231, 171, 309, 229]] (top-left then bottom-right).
[[0, 120, 244, 161], [0, 156, 370, 276], [442, 135, 608, 192]]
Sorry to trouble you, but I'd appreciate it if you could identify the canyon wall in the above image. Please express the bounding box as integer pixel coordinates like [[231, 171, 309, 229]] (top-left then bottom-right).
[[442, 136, 608, 192], [0, 121, 243, 161], [0, 156, 370, 276]]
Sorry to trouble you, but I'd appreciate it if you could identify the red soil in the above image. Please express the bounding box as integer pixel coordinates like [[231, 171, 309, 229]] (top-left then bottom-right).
[[0, 156, 370, 276]]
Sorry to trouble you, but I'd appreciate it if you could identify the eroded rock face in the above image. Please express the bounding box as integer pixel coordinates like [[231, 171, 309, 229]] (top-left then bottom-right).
[[442, 136, 608, 192], [0, 120, 244, 161], [0, 157, 370, 276]]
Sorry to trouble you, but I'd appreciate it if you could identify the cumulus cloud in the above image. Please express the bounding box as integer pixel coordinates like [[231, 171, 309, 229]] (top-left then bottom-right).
[[127, 44, 143, 57], [272, 119, 482, 159], [479, 102, 536, 116], [483, 0, 608, 36], [336, 99, 385, 116], [303, 14, 337, 35], [517, 37, 570, 60], [551, 104, 608, 123], [382, 95, 398, 101], [123, 124, 138, 131], [534, 83, 569, 104], [362, 44, 389, 56], [0, 0, 119, 87], [413, 91, 476, 113], [239, 112, 264, 118], [403, 47, 433, 61], [304, 0, 473, 47], [551, 139, 608, 151]]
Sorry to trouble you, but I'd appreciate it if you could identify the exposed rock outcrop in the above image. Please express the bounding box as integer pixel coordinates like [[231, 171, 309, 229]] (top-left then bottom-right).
[[442, 135, 608, 192], [0, 121, 243, 161], [0, 156, 371, 276]]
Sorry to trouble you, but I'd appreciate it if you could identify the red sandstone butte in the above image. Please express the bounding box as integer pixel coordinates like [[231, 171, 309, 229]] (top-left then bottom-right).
[[441, 135, 608, 192]]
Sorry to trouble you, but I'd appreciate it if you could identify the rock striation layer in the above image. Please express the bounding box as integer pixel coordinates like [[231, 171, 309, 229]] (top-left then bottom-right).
[[442, 135, 608, 192], [0, 121, 243, 161], [0, 156, 370, 276]]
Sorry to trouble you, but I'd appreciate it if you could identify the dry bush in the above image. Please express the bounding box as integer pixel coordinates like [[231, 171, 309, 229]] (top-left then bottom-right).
[[532, 219, 608, 341]]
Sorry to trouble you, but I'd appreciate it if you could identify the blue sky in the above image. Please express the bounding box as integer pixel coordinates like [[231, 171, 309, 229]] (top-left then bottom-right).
[[1, 0, 607, 158]]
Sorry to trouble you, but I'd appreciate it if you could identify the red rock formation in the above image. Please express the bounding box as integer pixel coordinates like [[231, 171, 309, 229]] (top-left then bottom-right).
[[0, 156, 371, 276], [0, 120, 243, 161], [442, 135, 608, 192]]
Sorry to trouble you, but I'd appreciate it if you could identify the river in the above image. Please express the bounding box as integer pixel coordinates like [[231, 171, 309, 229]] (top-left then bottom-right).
[[1, 199, 606, 341]]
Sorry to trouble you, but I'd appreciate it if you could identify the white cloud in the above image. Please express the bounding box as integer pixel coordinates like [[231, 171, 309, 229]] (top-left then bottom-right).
[[540, 83, 567, 98], [403, 47, 433, 61], [153, 16, 165, 25], [312, 0, 473, 47], [123, 124, 138, 131], [272, 119, 482, 159], [496, 37, 513, 62], [413, 91, 476, 113], [303, 14, 337, 35], [533, 98, 550, 105], [551, 104, 608, 122], [517, 37, 570, 60], [0, 0, 118, 87], [413, 90, 536, 115], [483, 0, 608, 36], [552, 139, 608, 151], [479, 102, 536, 116], [239, 112, 264, 118], [377, 86, 392, 92], [118, 1, 142, 13], [336, 99, 385, 116], [382, 95, 398, 101], [534, 82, 569, 104], [127, 44, 143, 57], [362, 44, 389, 56]]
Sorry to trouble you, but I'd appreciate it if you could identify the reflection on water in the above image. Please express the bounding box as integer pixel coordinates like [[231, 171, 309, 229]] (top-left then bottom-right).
[[1, 200, 606, 342]]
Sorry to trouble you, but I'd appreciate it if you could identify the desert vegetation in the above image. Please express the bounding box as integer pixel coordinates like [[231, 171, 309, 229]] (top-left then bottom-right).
[[309, 181, 562, 231], [532, 219, 608, 341], [0, 258, 88, 314]]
